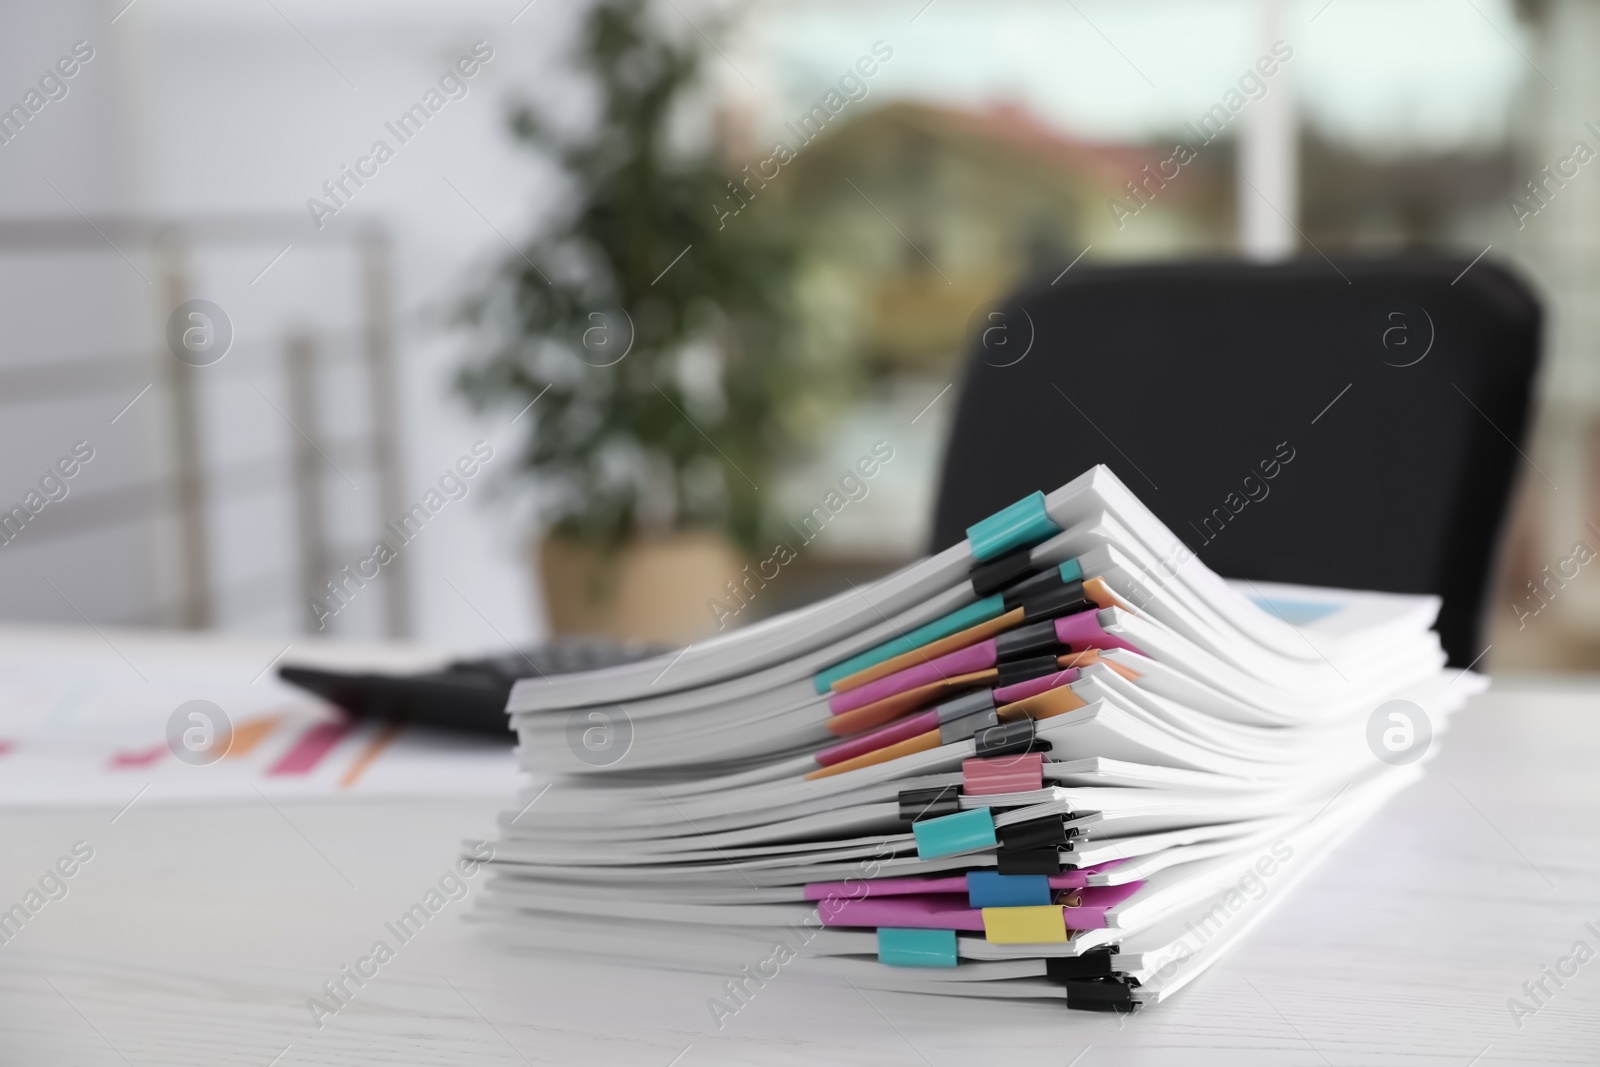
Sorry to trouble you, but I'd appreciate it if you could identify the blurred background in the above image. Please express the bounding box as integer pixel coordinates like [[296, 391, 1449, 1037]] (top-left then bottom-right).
[[0, 0, 1595, 670]]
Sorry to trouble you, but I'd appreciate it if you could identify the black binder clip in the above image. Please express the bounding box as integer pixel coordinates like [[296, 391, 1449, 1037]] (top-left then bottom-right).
[[974, 719, 1041, 758], [1046, 947, 1118, 981], [994, 621, 1063, 661], [970, 545, 1039, 598], [995, 811, 1076, 873], [898, 785, 961, 823], [1014, 579, 1089, 621], [998, 814, 1075, 851], [997, 848, 1061, 875], [1063, 977, 1137, 1013], [993, 655, 1064, 689]]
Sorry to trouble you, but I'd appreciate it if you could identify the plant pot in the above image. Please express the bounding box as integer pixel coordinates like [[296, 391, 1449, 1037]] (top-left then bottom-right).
[[536, 532, 745, 643]]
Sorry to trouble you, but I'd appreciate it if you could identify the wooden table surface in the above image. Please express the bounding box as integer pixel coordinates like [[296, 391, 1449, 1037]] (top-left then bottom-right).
[[2, 662, 1598, 1065]]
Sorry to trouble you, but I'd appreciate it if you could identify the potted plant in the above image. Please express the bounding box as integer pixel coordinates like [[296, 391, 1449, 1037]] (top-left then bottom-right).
[[456, 0, 801, 641]]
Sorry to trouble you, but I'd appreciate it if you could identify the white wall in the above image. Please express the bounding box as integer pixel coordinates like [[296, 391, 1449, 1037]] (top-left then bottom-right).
[[0, 2, 156, 627], [0, 0, 601, 651]]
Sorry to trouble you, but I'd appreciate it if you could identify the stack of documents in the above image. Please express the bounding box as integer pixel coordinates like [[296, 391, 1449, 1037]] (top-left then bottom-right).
[[474, 465, 1479, 1011]]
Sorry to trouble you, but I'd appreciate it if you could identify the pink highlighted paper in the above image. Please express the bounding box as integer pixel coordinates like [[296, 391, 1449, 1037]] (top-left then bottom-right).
[[805, 861, 1122, 902], [815, 709, 941, 765], [1054, 611, 1143, 655], [991, 668, 1078, 704], [267, 720, 353, 776], [109, 744, 166, 769], [827, 606, 1141, 715], [828, 640, 999, 714]]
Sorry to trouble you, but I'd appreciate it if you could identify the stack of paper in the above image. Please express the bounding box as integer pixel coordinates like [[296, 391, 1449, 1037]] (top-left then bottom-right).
[[473, 465, 1480, 1011]]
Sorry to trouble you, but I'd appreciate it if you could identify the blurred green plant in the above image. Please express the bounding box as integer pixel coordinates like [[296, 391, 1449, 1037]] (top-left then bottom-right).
[[456, 0, 803, 553]]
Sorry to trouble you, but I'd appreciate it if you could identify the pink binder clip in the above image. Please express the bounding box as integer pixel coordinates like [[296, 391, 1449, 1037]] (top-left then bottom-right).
[[962, 751, 1045, 795]]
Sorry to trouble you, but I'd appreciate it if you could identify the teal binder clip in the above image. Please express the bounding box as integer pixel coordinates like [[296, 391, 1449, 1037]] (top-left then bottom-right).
[[912, 807, 996, 859], [967, 492, 1060, 562], [878, 927, 958, 968]]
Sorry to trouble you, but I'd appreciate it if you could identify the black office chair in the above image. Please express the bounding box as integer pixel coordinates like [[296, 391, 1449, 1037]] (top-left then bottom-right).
[[932, 258, 1542, 667]]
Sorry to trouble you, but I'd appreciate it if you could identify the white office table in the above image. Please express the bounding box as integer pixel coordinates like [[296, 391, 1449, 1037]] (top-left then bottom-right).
[[1, 633, 1598, 1065]]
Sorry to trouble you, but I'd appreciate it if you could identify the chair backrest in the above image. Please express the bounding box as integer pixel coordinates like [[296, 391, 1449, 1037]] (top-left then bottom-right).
[[932, 258, 1542, 667]]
